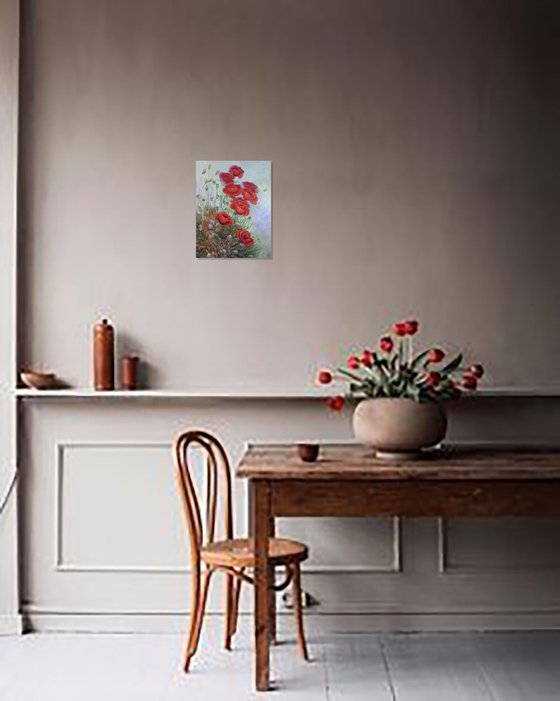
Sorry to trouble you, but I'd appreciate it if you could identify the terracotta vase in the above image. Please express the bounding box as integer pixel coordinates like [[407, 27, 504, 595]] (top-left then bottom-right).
[[93, 318, 115, 390], [352, 398, 447, 459]]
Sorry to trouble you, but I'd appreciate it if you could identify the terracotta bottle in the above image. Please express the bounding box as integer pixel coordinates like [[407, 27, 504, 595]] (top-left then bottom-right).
[[93, 318, 115, 390], [120, 355, 139, 390]]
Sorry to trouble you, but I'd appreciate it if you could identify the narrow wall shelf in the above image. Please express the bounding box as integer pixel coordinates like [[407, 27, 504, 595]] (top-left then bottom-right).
[[13, 387, 560, 400]]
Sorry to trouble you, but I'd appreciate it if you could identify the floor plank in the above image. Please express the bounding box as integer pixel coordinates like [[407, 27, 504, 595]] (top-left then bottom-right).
[[474, 632, 560, 701], [324, 635, 394, 700], [381, 633, 495, 701]]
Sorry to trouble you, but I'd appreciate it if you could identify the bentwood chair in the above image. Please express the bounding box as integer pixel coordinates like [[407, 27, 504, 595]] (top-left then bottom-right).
[[174, 430, 309, 672]]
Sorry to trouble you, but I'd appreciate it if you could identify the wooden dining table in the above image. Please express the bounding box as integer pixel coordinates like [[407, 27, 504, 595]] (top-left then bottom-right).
[[236, 443, 560, 691]]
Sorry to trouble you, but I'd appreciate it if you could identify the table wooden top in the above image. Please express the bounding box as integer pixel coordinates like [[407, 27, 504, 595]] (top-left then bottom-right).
[[236, 444, 560, 481]]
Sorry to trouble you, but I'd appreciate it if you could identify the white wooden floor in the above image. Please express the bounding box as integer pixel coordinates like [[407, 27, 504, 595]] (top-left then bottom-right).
[[1, 625, 560, 700]]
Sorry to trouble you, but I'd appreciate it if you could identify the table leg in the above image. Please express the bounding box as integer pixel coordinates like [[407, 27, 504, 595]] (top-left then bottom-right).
[[268, 514, 276, 645], [252, 480, 271, 691]]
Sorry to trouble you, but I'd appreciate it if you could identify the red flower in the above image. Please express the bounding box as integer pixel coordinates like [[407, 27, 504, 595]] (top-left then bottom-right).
[[347, 356, 360, 370], [361, 350, 374, 368], [242, 181, 258, 192], [467, 364, 484, 379], [230, 198, 250, 215], [236, 229, 254, 247], [463, 375, 478, 390], [317, 370, 332, 385], [219, 171, 234, 184], [380, 336, 394, 353], [223, 183, 242, 198], [242, 188, 259, 205], [393, 323, 408, 337], [426, 371, 441, 386], [404, 320, 419, 335], [426, 348, 445, 363], [215, 211, 232, 226], [229, 165, 245, 178], [327, 395, 344, 412]]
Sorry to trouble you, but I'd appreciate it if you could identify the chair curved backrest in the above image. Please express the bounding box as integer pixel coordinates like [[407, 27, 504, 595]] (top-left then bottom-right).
[[174, 430, 234, 563]]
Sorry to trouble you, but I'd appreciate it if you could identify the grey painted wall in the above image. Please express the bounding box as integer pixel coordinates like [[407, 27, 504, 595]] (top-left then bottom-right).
[[18, 0, 560, 390], [12, 0, 560, 631]]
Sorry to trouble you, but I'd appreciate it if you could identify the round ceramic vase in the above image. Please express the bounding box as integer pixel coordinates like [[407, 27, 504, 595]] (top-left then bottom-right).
[[352, 398, 447, 459]]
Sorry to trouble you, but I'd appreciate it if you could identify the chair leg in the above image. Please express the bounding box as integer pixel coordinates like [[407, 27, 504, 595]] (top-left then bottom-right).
[[231, 568, 244, 637], [291, 564, 309, 661], [225, 571, 234, 651], [183, 569, 213, 672]]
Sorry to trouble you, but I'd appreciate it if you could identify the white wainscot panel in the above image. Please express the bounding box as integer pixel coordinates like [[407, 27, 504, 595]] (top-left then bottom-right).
[[56, 443, 192, 572], [440, 518, 560, 573]]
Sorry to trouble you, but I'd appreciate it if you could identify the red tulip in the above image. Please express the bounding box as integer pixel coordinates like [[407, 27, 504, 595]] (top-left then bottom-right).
[[380, 336, 394, 353], [361, 350, 374, 368], [327, 395, 344, 412], [219, 171, 234, 183], [215, 211, 232, 226], [230, 198, 250, 216], [426, 371, 441, 386], [317, 370, 332, 385], [242, 181, 258, 193], [229, 165, 245, 178], [463, 375, 478, 390], [468, 364, 484, 379], [223, 183, 242, 198], [426, 348, 445, 363], [393, 323, 408, 337], [404, 320, 419, 335], [347, 356, 360, 370]]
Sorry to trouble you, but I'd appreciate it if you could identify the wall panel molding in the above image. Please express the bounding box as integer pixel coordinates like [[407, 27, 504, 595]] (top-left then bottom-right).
[[437, 518, 560, 575], [54, 442, 401, 575]]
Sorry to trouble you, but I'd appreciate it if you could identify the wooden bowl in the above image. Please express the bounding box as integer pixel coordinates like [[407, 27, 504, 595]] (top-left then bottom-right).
[[20, 370, 57, 390]]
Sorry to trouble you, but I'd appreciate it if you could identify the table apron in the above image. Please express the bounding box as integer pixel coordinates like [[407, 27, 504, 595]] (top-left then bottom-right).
[[266, 479, 560, 517]]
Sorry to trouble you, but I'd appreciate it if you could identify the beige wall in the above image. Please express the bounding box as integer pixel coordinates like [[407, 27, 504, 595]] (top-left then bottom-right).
[[18, 0, 560, 390], [13, 0, 560, 631]]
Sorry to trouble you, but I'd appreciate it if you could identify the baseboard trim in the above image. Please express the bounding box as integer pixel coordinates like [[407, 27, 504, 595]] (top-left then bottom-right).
[[0, 614, 23, 635], [22, 610, 560, 634]]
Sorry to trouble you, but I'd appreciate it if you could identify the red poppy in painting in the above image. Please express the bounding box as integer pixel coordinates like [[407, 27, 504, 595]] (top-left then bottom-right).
[[219, 171, 234, 184], [229, 165, 245, 178], [215, 211, 232, 226], [242, 181, 258, 193], [230, 198, 250, 215], [242, 188, 259, 205], [236, 229, 254, 246], [223, 183, 242, 198]]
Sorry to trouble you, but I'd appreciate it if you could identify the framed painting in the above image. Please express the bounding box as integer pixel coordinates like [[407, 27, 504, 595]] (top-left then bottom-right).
[[196, 161, 272, 259]]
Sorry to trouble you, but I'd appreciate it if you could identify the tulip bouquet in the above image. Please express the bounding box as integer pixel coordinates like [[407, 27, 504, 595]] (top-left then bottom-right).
[[196, 163, 267, 258], [316, 320, 484, 411]]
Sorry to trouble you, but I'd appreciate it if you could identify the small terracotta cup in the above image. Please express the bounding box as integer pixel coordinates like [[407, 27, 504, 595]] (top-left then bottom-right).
[[297, 443, 320, 463]]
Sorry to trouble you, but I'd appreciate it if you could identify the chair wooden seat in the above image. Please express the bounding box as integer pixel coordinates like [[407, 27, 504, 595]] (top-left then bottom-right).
[[202, 537, 308, 568]]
